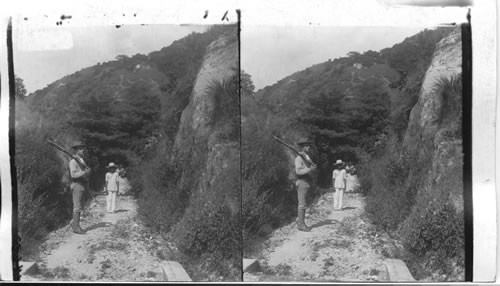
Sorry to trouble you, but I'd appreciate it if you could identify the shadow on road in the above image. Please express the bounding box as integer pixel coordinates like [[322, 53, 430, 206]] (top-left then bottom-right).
[[341, 207, 356, 211], [84, 222, 112, 232], [113, 209, 129, 213], [310, 219, 339, 229]]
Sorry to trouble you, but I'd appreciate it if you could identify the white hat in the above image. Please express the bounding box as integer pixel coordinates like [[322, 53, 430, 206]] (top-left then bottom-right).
[[335, 159, 343, 165], [107, 162, 117, 168]]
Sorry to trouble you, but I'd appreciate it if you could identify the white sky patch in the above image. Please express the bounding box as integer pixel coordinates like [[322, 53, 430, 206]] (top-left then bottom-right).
[[13, 24, 208, 94], [242, 25, 428, 90]]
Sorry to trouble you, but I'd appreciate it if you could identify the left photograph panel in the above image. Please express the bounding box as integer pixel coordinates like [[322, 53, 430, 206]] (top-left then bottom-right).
[[13, 17, 240, 282]]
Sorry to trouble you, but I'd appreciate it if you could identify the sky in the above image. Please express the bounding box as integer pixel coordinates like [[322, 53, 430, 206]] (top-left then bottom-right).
[[14, 23, 431, 94], [241, 25, 428, 90], [13, 24, 207, 94]]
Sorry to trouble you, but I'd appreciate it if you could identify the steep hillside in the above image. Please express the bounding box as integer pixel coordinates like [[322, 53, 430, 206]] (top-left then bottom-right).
[[397, 28, 464, 280], [250, 28, 453, 182], [242, 26, 462, 281], [15, 24, 239, 281], [135, 26, 240, 280], [360, 27, 464, 280], [256, 57, 399, 117], [19, 26, 233, 188]]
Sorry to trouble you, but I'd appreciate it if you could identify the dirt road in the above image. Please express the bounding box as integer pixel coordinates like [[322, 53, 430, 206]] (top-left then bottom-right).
[[22, 195, 171, 281], [245, 191, 398, 282]]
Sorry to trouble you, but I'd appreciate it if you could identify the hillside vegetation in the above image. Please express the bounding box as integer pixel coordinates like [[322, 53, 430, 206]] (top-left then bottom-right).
[[243, 27, 464, 281], [16, 24, 240, 280]]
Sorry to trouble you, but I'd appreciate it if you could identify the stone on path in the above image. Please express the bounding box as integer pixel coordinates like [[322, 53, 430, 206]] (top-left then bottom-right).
[[384, 259, 415, 281], [159, 261, 191, 281], [19, 261, 38, 276], [243, 258, 260, 273]]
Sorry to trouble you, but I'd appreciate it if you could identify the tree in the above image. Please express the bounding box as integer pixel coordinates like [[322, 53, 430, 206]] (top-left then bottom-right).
[[15, 76, 27, 99], [240, 70, 255, 97], [347, 51, 361, 58]]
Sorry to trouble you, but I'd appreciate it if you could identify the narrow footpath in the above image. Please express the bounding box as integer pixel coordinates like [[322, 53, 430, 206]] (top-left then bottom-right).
[[22, 195, 172, 281], [245, 191, 400, 282]]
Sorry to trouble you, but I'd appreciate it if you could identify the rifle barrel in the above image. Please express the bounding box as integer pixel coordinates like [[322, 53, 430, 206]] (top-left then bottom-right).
[[272, 135, 314, 167], [47, 140, 88, 169]]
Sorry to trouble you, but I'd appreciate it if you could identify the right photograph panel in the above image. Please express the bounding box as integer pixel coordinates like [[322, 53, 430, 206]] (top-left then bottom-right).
[[241, 25, 465, 282]]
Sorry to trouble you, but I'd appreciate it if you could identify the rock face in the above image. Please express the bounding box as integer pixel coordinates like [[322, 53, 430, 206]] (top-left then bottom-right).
[[173, 29, 239, 211], [403, 27, 463, 211], [175, 34, 238, 146], [404, 28, 462, 151]]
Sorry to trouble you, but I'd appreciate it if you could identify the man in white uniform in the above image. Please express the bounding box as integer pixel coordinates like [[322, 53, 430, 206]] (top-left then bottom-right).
[[104, 162, 119, 213], [332, 159, 347, 210]]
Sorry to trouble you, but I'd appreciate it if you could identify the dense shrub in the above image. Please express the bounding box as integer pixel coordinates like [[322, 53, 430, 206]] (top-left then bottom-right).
[[362, 152, 416, 230], [16, 126, 71, 258], [172, 155, 241, 280], [380, 27, 453, 75], [400, 198, 464, 259], [138, 71, 240, 280], [137, 149, 188, 233], [242, 132, 293, 247], [433, 74, 463, 138], [360, 67, 464, 280], [241, 98, 302, 256], [207, 72, 240, 142]]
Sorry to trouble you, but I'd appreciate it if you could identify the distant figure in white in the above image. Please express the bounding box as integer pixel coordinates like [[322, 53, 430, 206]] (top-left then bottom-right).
[[117, 164, 132, 196], [332, 159, 347, 210], [345, 163, 359, 193], [104, 162, 119, 213]]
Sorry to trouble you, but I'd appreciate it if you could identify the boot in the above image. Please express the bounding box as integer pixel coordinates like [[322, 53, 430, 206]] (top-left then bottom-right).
[[72, 212, 86, 234], [296, 209, 311, 232]]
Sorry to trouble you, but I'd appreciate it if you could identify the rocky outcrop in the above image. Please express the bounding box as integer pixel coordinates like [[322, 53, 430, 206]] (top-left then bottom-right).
[[403, 27, 463, 210], [404, 28, 462, 152], [173, 29, 239, 211], [175, 33, 238, 146]]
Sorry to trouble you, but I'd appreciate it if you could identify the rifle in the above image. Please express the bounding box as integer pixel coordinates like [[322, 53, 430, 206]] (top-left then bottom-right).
[[47, 139, 89, 170], [272, 135, 315, 168], [47, 139, 95, 200]]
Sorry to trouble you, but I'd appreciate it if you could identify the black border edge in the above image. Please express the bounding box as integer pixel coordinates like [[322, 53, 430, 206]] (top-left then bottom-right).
[[461, 10, 473, 282], [7, 17, 20, 281], [236, 8, 244, 282]]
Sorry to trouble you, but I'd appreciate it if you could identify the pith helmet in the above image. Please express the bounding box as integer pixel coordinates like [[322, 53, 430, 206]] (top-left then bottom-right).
[[70, 140, 86, 149], [107, 162, 117, 169], [335, 159, 344, 165], [297, 137, 313, 146]]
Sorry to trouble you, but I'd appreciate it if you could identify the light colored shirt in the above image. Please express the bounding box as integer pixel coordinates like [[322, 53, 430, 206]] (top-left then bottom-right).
[[295, 153, 312, 175], [69, 156, 87, 179], [106, 171, 119, 191], [332, 169, 347, 189]]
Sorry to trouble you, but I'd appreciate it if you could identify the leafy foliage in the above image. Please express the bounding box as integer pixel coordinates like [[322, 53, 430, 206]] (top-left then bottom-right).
[[15, 76, 27, 100], [17, 26, 240, 280], [207, 73, 241, 142], [241, 73, 301, 255], [16, 78, 71, 259], [240, 70, 255, 98], [380, 27, 453, 76], [247, 26, 461, 280], [361, 70, 464, 280], [137, 38, 240, 278], [295, 77, 391, 186], [172, 156, 241, 280]]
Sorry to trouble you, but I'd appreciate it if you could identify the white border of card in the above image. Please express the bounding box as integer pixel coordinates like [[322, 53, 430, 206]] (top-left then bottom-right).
[[0, 0, 497, 282]]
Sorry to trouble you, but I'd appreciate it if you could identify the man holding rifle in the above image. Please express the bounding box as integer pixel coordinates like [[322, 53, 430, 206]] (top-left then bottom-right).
[[68, 141, 91, 234], [294, 137, 317, 232]]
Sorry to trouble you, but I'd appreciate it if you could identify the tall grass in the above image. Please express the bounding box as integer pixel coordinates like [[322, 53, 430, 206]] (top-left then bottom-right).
[[16, 126, 71, 259], [360, 74, 464, 280], [137, 75, 241, 280]]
